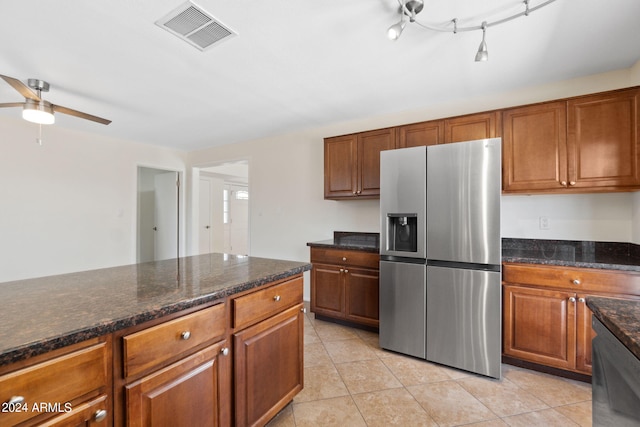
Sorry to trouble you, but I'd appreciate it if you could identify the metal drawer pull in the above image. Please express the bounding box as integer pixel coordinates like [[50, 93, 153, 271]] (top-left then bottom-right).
[[180, 331, 191, 340], [572, 279, 581, 285], [273, 295, 281, 302], [7, 396, 25, 405], [93, 409, 108, 422]]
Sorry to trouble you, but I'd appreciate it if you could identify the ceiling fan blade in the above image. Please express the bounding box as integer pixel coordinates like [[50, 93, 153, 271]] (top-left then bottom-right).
[[0, 74, 41, 101], [0, 102, 25, 108], [52, 104, 111, 125]]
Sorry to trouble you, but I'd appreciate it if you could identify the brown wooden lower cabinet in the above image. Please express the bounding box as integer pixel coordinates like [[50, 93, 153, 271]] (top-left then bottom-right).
[[0, 337, 112, 427], [503, 263, 640, 376], [503, 284, 577, 371], [310, 247, 380, 329], [233, 303, 304, 427], [125, 340, 230, 427], [0, 274, 305, 427]]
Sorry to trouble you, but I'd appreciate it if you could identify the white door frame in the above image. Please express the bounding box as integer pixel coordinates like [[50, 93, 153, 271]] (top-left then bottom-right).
[[191, 159, 249, 256], [136, 165, 183, 262]]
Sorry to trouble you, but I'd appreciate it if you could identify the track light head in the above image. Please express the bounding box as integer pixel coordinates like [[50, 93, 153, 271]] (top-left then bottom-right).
[[475, 22, 489, 62], [387, 20, 406, 40]]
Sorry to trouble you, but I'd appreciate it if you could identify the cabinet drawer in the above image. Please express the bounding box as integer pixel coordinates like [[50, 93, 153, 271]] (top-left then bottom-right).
[[503, 263, 640, 295], [123, 303, 226, 378], [38, 394, 109, 426], [233, 276, 303, 330], [310, 248, 379, 269], [0, 342, 108, 426]]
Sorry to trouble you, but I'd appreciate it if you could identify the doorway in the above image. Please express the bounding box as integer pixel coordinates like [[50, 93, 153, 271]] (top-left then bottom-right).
[[137, 167, 180, 262], [197, 160, 249, 256]]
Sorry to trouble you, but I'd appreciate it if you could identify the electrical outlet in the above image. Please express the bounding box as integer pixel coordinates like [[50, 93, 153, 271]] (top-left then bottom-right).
[[539, 216, 550, 230]]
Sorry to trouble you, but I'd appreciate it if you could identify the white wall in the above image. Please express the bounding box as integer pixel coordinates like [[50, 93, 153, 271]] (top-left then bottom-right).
[[187, 64, 640, 300], [633, 192, 640, 244], [0, 116, 186, 282], [501, 193, 633, 242], [2, 64, 638, 286]]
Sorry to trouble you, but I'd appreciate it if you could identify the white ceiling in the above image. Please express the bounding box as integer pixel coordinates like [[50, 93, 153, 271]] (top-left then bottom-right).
[[1, 0, 639, 151]]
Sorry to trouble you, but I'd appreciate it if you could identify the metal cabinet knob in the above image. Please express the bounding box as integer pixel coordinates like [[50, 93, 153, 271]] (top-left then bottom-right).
[[221, 347, 229, 356], [569, 181, 576, 186], [561, 181, 567, 186], [180, 331, 191, 340], [342, 257, 347, 261], [273, 295, 281, 302], [344, 269, 349, 273], [7, 396, 25, 405], [301, 307, 307, 313], [578, 297, 586, 303], [572, 279, 581, 285], [93, 409, 108, 422], [339, 268, 344, 273], [569, 297, 576, 303]]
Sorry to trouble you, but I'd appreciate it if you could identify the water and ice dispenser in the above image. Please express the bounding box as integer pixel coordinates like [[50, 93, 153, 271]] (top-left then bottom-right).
[[386, 214, 418, 253]]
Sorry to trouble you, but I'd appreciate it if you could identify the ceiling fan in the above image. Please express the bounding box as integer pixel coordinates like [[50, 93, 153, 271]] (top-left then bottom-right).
[[0, 74, 111, 125]]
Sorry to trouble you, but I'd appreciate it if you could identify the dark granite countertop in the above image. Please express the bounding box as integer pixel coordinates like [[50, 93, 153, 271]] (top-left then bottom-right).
[[0, 254, 311, 367], [307, 231, 380, 253], [307, 234, 640, 271], [502, 238, 640, 272], [587, 296, 640, 361]]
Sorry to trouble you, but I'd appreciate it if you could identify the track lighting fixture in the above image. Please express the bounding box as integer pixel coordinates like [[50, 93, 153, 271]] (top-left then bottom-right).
[[386, 0, 557, 62], [387, 19, 405, 40], [475, 22, 488, 62]]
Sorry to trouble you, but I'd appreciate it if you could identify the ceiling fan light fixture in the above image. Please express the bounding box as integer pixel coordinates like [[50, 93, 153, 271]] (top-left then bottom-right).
[[22, 99, 55, 125]]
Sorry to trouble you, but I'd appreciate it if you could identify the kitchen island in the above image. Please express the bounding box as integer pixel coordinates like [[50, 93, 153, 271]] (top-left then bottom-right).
[[0, 253, 311, 426]]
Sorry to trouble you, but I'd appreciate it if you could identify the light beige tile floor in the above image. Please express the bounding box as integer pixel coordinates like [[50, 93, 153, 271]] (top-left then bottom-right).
[[267, 306, 592, 427]]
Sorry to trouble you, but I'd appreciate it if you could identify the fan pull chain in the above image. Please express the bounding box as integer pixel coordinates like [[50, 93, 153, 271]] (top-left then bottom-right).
[[36, 123, 43, 145]]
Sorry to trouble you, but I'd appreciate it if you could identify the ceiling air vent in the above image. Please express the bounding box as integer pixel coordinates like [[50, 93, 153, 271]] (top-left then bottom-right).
[[156, 1, 237, 51]]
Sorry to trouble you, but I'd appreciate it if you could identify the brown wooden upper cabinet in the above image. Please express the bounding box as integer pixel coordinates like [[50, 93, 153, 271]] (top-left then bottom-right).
[[397, 120, 444, 148], [324, 128, 396, 199], [503, 87, 640, 193], [567, 88, 640, 190], [502, 101, 568, 192], [444, 111, 500, 143]]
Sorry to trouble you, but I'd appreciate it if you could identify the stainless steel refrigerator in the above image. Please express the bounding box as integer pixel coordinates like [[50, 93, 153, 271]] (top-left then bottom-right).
[[379, 138, 502, 379]]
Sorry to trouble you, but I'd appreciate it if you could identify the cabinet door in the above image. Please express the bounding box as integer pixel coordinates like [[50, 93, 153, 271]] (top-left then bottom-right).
[[397, 120, 444, 148], [575, 294, 595, 374], [357, 128, 396, 197], [311, 263, 345, 319], [576, 293, 640, 375], [345, 267, 379, 327], [502, 102, 568, 192], [324, 135, 357, 198], [444, 112, 500, 144], [234, 304, 304, 427], [503, 285, 576, 370], [567, 88, 640, 189], [126, 341, 230, 427]]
